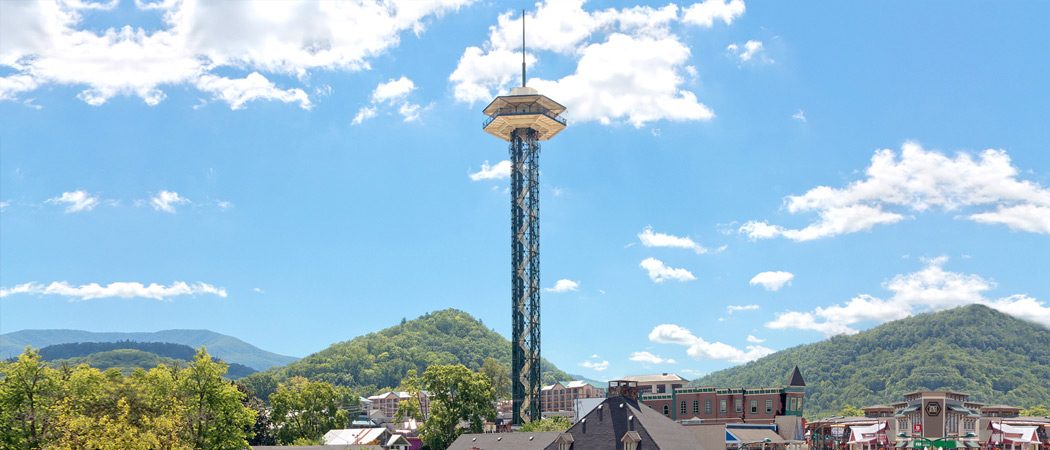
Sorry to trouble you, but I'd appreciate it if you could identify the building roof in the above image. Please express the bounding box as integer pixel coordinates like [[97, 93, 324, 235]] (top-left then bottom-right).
[[447, 431, 563, 450], [787, 366, 806, 387], [253, 446, 381, 450], [542, 395, 705, 450], [322, 428, 388, 445], [730, 428, 787, 443], [620, 373, 687, 383], [565, 380, 591, 389]]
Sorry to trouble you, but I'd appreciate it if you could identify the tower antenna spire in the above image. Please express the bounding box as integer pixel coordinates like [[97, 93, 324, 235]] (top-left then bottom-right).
[[522, 9, 526, 87]]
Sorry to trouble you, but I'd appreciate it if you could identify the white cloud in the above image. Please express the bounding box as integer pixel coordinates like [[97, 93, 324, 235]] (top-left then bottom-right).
[[681, 0, 745, 27], [0, 200, 8, 211], [726, 40, 766, 63], [740, 143, 1050, 240], [639, 257, 695, 283], [1, 0, 472, 108], [150, 190, 189, 213], [252, 287, 264, 293], [766, 256, 1050, 335], [46, 190, 99, 213], [579, 359, 609, 371], [792, 109, 806, 122], [469, 160, 512, 181], [746, 335, 764, 343], [649, 323, 774, 363], [638, 226, 710, 254], [216, 200, 232, 211], [545, 279, 579, 293], [1, 281, 226, 301], [749, 271, 794, 291], [451, 0, 724, 127], [726, 304, 759, 313], [629, 351, 676, 365], [352, 76, 425, 124]]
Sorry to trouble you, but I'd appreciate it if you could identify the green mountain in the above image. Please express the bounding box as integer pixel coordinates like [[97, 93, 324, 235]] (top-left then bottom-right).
[[692, 304, 1050, 418], [31, 341, 257, 379], [0, 329, 298, 371], [241, 309, 575, 400]]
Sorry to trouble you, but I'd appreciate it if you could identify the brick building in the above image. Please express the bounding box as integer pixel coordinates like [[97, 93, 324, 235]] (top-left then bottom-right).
[[637, 366, 806, 425], [366, 391, 430, 419], [540, 381, 604, 413]]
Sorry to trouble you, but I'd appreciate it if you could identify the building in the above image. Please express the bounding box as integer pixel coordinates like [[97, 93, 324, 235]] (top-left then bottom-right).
[[323, 428, 410, 449], [808, 391, 1050, 450], [366, 391, 430, 419], [446, 431, 563, 450], [540, 381, 604, 414], [620, 373, 688, 395], [638, 366, 806, 425]]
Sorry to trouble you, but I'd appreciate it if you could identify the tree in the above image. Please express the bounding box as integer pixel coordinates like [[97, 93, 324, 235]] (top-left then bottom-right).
[[1021, 405, 1050, 417], [178, 348, 256, 450], [0, 347, 60, 449], [395, 369, 425, 423], [520, 416, 571, 432], [837, 404, 864, 417], [480, 358, 511, 401], [270, 376, 349, 444], [416, 364, 496, 450], [237, 382, 276, 446]]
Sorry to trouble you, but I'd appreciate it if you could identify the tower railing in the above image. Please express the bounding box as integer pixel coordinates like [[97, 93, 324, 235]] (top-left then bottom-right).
[[482, 106, 567, 129]]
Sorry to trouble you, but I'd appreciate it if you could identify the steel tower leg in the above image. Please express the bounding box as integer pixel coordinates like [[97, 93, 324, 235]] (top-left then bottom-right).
[[510, 128, 541, 425]]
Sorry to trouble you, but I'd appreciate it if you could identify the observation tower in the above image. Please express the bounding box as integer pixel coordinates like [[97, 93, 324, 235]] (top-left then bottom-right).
[[481, 12, 567, 425]]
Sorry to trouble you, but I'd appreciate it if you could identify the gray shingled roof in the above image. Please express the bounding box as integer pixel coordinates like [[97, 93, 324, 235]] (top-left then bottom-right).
[[543, 395, 706, 450], [448, 431, 563, 450], [787, 366, 806, 387]]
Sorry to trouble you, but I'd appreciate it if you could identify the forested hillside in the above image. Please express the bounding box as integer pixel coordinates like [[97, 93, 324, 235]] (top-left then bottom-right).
[[0, 329, 298, 370], [693, 305, 1050, 418], [31, 341, 257, 378], [241, 309, 574, 400]]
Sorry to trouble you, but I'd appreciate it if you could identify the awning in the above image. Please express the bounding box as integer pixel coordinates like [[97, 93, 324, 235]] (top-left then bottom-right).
[[901, 405, 920, 413], [989, 422, 1039, 444], [847, 423, 887, 444], [948, 405, 972, 414], [895, 442, 908, 448], [730, 428, 786, 443]]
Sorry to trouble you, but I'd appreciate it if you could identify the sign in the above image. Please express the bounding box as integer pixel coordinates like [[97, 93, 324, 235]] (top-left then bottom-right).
[[926, 402, 942, 417], [914, 424, 923, 433], [914, 441, 930, 448]]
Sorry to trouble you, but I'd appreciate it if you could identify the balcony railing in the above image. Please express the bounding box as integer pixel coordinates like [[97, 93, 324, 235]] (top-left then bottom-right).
[[482, 106, 567, 129]]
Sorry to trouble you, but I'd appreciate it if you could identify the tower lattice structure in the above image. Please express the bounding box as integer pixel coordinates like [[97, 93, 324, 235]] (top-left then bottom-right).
[[482, 85, 566, 424]]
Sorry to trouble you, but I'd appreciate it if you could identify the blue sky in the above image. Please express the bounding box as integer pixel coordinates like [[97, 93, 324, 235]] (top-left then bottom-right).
[[2, 0, 1048, 381]]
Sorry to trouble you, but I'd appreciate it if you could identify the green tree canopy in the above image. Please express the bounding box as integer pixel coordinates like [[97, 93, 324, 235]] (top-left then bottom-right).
[[270, 376, 350, 444], [413, 364, 496, 450]]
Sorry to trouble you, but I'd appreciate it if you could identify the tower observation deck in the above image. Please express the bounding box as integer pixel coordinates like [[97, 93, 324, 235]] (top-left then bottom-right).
[[481, 56, 567, 425]]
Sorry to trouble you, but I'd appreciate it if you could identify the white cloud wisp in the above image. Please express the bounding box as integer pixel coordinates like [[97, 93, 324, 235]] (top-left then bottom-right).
[[450, 0, 742, 127], [649, 323, 773, 363], [766, 256, 1050, 335], [545, 279, 579, 293], [1, 281, 227, 301], [46, 190, 99, 213], [740, 143, 1050, 241], [468, 160, 512, 181], [638, 226, 710, 254], [629, 351, 676, 365], [749, 271, 794, 291], [150, 190, 189, 213], [0, 0, 473, 108], [352, 76, 426, 124], [640, 257, 695, 283]]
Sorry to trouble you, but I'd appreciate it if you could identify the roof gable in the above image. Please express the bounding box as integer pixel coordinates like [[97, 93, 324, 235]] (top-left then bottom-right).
[[787, 366, 806, 387]]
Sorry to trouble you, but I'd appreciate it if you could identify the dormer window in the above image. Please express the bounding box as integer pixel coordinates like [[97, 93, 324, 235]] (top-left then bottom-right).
[[622, 431, 641, 450]]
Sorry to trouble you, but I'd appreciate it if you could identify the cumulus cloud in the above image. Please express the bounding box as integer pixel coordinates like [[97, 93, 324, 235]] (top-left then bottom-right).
[[579, 359, 609, 371], [726, 304, 759, 313], [639, 257, 696, 283], [649, 323, 774, 363], [545, 279, 579, 293], [150, 190, 189, 213], [630, 351, 676, 365], [766, 256, 1050, 335], [746, 335, 764, 343], [1, 281, 226, 301], [749, 271, 794, 291], [469, 160, 512, 181], [740, 143, 1050, 240], [46, 190, 99, 213], [450, 0, 732, 127], [638, 226, 711, 254], [0, 0, 472, 108], [726, 40, 767, 63], [352, 76, 425, 124]]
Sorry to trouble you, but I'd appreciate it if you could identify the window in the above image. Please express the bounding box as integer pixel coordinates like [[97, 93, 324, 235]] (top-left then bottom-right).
[[663, 404, 670, 416], [766, 399, 773, 414], [681, 401, 688, 414], [657, 384, 666, 394], [798, 398, 803, 411], [720, 399, 727, 413], [625, 442, 637, 450], [705, 399, 713, 414], [736, 399, 742, 413], [693, 400, 700, 414], [751, 400, 758, 414]]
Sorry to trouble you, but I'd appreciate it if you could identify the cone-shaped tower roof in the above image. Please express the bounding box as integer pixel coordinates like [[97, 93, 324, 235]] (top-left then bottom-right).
[[787, 365, 806, 387]]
